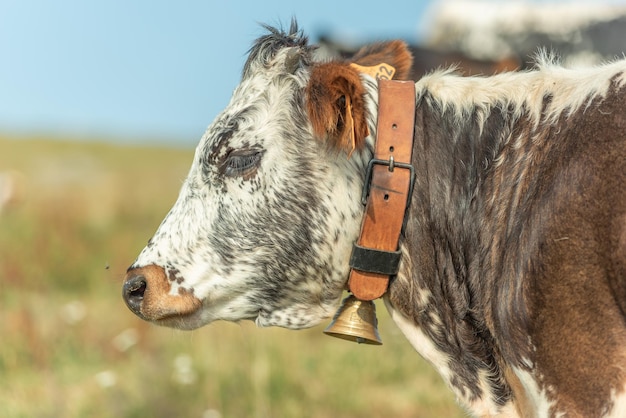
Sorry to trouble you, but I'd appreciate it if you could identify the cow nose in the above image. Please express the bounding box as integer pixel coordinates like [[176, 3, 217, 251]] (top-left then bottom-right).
[[122, 264, 202, 322], [123, 274, 147, 315]]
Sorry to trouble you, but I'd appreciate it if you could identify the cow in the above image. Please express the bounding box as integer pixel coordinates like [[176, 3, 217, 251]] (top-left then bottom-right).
[[317, 34, 521, 79], [122, 21, 626, 417]]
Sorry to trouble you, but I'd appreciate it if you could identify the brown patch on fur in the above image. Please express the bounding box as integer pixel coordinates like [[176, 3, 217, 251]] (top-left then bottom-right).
[[611, 214, 626, 317], [306, 41, 413, 154], [493, 56, 521, 74], [522, 87, 626, 416], [124, 265, 201, 320]]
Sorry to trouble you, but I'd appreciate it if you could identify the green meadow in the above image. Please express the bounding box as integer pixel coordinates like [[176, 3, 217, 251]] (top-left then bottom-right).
[[0, 135, 464, 418]]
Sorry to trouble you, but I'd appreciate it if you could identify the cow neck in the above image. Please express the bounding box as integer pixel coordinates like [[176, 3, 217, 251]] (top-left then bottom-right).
[[347, 79, 416, 301]]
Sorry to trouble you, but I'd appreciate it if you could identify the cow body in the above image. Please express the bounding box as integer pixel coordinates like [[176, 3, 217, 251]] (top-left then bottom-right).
[[123, 23, 626, 417], [389, 61, 626, 417]]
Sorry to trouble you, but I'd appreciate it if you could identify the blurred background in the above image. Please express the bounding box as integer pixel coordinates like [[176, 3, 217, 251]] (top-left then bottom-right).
[[1, 0, 625, 417]]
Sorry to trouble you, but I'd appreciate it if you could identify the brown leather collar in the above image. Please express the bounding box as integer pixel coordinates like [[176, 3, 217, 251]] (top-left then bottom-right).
[[348, 79, 416, 301]]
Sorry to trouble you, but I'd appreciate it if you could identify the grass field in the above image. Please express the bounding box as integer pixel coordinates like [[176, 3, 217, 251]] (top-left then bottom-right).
[[0, 134, 465, 418]]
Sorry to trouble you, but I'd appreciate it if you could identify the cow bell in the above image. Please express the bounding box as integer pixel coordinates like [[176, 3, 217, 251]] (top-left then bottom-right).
[[323, 295, 382, 345]]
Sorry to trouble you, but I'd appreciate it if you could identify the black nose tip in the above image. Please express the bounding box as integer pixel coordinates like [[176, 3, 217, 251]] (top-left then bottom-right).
[[123, 275, 147, 315]]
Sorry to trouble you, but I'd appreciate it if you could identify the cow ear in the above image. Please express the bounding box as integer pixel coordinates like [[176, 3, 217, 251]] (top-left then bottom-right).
[[350, 40, 413, 81], [306, 62, 369, 156]]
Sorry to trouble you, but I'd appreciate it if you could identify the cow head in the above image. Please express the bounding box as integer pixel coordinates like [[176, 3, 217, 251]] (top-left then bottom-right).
[[122, 22, 412, 330]]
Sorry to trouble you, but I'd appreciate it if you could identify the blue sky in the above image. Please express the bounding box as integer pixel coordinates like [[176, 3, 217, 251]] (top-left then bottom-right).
[[0, 0, 432, 146]]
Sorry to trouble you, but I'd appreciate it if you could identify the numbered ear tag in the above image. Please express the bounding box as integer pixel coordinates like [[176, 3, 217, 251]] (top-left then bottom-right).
[[350, 63, 396, 80]]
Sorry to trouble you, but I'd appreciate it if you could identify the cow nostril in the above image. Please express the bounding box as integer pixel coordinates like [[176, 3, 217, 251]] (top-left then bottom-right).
[[123, 275, 147, 314], [127, 277, 146, 298]]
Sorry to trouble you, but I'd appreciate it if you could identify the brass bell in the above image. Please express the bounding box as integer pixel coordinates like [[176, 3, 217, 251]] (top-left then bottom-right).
[[323, 295, 382, 345]]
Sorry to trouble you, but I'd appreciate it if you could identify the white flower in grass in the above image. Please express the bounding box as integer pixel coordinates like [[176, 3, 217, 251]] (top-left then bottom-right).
[[60, 300, 86, 325], [95, 370, 117, 388], [172, 353, 197, 385], [112, 328, 139, 352], [202, 409, 222, 418]]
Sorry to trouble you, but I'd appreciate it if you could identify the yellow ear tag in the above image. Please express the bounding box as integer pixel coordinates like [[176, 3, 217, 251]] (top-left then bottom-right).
[[350, 63, 396, 80], [344, 95, 356, 158]]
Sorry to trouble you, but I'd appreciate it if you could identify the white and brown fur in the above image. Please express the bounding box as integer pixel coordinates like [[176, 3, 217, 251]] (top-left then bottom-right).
[[123, 22, 626, 417]]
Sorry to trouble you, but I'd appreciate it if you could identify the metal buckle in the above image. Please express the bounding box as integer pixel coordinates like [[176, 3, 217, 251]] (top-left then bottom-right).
[[361, 157, 415, 206]]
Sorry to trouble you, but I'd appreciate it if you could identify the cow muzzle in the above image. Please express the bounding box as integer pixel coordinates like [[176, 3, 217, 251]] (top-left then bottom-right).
[[122, 264, 201, 322]]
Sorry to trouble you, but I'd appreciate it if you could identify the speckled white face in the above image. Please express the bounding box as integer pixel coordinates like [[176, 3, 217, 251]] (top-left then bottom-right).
[[129, 33, 372, 330]]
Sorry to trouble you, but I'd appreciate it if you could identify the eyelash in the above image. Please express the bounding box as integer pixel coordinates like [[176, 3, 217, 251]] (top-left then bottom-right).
[[223, 151, 262, 176]]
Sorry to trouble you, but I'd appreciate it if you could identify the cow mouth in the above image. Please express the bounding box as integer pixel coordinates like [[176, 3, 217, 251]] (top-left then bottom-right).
[[122, 264, 203, 328], [150, 310, 207, 330]]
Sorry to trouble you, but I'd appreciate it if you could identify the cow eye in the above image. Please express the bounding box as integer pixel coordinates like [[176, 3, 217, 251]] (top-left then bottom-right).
[[223, 150, 263, 177]]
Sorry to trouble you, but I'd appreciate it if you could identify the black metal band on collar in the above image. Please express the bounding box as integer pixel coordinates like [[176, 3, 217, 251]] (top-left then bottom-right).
[[349, 244, 401, 276]]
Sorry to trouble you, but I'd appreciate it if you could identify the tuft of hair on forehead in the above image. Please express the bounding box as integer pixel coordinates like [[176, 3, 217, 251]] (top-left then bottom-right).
[[242, 19, 315, 79]]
